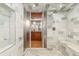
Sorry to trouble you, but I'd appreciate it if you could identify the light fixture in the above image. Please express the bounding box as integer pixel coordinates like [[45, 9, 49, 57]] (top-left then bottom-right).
[[59, 4, 63, 8], [25, 20, 30, 27], [33, 4, 36, 7], [32, 3, 39, 7]]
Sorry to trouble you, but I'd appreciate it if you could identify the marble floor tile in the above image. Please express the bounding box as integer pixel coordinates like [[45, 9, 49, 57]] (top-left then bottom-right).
[[24, 48, 63, 56]]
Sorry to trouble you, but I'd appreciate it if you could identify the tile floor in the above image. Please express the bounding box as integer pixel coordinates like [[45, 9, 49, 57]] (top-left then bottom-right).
[[24, 48, 63, 56]]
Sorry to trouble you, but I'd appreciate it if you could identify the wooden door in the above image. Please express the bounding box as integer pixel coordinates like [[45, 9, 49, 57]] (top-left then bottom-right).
[[31, 32, 42, 48]]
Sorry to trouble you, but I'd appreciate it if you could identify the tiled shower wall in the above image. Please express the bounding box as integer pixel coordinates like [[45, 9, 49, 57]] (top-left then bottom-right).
[[47, 4, 79, 55], [67, 4, 79, 41]]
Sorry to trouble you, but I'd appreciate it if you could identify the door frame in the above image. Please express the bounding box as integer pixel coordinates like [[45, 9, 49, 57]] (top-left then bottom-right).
[[23, 11, 47, 49]]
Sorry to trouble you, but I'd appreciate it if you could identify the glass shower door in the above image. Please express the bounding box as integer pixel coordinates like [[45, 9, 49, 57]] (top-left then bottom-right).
[[0, 4, 15, 52]]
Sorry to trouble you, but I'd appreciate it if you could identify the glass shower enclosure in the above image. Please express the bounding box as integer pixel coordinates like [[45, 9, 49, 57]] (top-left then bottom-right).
[[0, 4, 15, 53]]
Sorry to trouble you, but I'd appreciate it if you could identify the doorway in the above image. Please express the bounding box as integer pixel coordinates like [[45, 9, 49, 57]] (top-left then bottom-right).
[[31, 12, 42, 48], [24, 12, 47, 49]]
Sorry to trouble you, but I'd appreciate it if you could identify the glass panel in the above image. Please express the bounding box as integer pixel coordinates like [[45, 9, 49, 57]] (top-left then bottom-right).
[[0, 4, 15, 50]]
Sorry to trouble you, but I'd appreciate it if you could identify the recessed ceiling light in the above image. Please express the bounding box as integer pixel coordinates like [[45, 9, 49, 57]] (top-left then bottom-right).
[[32, 3, 38, 7], [59, 4, 63, 8], [33, 4, 36, 7]]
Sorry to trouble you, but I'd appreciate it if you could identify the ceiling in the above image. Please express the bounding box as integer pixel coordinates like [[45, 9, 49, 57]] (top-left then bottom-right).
[[23, 3, 47, 12], [23, 3, 77, 12]]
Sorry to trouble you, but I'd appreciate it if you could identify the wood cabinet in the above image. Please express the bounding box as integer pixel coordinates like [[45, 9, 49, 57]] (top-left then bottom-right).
[[31, 12, 42, 19]]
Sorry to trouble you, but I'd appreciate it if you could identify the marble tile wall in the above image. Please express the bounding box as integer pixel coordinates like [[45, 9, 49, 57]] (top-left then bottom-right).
[[47, 11, 67, 49], [47, 4, 79, 56]]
